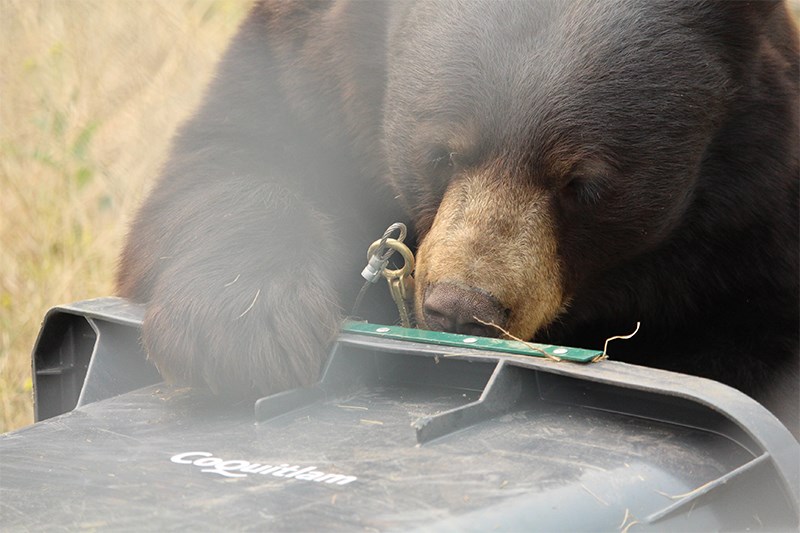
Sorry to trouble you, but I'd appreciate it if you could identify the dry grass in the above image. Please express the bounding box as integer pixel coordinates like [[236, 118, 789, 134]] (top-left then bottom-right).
[[0, 0, 251, 433]]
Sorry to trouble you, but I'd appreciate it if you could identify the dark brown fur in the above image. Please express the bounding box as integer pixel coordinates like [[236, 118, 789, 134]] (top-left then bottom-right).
[[119, 1, 799, 435]]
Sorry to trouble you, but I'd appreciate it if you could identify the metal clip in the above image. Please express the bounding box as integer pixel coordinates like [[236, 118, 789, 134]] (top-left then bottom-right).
[[366, 237, 416, 328], [360, 223, 407, 283], [353, 223, 416, 327]]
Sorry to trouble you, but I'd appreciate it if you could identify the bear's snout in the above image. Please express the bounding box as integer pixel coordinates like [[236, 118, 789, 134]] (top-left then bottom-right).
[[412, 172, 566, 342], [422, 282, 509, 337]]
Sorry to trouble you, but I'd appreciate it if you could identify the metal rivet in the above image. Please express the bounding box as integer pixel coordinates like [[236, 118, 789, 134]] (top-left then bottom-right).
[[463, 337, 478, 344], [376, 327, 390, 333]]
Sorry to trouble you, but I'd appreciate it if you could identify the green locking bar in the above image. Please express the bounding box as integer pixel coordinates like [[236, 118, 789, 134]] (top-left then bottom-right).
[[342, 321, 602, 363]]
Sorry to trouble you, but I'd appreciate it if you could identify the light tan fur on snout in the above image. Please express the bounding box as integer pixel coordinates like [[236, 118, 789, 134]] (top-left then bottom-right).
[[414, 165, 565, 340]]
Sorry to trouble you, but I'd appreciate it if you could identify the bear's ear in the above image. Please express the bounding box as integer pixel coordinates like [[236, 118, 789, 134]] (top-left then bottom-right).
[[708, 0, 787, 27], [698, 0, 795, 56], [717, 0, 784, 17]]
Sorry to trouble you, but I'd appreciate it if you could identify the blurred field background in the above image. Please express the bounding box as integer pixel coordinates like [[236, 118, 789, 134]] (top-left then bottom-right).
[[2, 1, 799, 434], [0, 0, 251, 432]]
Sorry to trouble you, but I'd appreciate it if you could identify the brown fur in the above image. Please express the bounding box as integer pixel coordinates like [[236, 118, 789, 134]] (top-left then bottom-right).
[[414, 162, 564, 339]]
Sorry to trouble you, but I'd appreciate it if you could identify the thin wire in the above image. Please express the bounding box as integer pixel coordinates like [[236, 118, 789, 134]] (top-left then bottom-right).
[[593, 322, 641, 362], [352, 279, 372, 318]]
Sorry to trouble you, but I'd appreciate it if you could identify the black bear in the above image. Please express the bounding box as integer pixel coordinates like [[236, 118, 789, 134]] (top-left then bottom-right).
[[118, 1, 799, 436]]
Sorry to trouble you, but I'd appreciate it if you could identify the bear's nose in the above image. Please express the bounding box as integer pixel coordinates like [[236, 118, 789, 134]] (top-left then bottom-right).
[[422, 282, 509, 337]]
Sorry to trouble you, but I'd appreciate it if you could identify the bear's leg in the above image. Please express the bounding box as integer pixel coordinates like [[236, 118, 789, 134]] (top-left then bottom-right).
[[119, 176, 355, 397]]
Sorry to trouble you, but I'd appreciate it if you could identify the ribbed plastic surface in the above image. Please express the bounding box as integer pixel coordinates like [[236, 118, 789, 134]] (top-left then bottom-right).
[[0, 298, 796, 531]]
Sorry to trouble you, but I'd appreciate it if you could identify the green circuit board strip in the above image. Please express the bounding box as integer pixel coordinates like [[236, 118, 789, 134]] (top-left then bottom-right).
[[342, 321, 601, 363]]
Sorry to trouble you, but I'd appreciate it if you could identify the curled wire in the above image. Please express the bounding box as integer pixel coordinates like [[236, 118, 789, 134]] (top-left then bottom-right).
[[593, 322, 641, 362]]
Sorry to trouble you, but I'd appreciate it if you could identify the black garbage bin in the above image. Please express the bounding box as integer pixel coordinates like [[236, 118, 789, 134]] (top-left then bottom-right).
[[1, 297, 797, 531]]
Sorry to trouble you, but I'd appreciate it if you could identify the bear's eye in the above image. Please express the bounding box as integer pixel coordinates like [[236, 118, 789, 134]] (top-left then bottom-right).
[[561, 175, 604, 206], [426, 146, 457, 174]]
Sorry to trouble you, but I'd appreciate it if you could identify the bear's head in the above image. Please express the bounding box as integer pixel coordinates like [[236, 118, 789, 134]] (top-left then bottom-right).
[[382, 1, 769, 340]]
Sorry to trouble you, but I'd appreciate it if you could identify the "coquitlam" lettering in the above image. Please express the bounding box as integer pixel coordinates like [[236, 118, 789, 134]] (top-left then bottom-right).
[[170, 452, 357, 485]]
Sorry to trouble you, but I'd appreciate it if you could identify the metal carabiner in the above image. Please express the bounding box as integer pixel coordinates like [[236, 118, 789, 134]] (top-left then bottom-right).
[[367, 238, 415, 281], [367, 237, 416, 328], [360, 223, 408, 283]]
